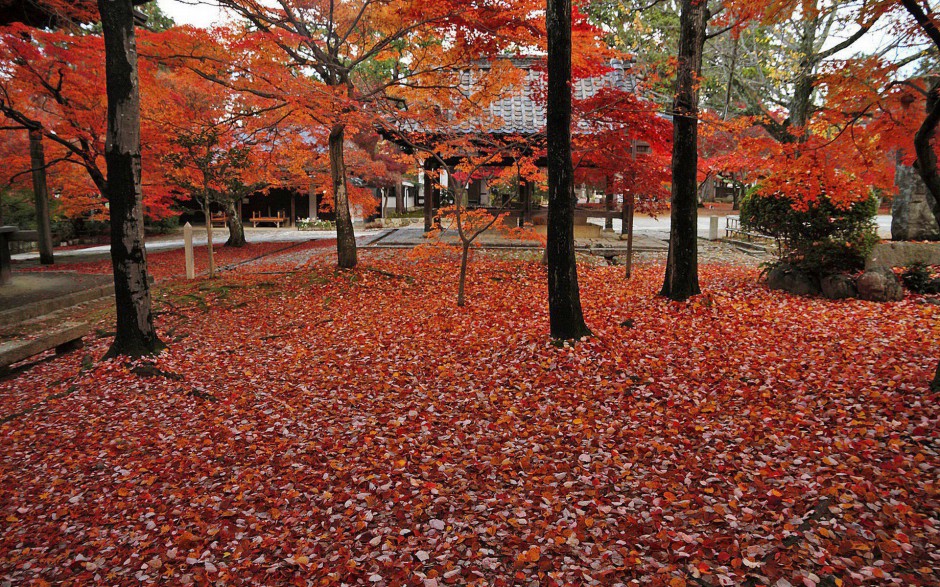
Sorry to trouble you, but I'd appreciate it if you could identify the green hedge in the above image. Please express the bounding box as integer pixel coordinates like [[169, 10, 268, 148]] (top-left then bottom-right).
[[740, 190, 878, 277]]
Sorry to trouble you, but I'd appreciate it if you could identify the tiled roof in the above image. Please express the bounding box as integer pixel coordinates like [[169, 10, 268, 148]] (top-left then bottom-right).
[[457, 57, 636, 135]]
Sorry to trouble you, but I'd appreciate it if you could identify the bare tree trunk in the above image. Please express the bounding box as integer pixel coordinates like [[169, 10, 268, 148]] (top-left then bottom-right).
[[395, 184, 404, 214], [520, 178, 531, 227], [329, 123, 357, 268], [546, 0, 590, 340], [787, 17, 818, 140], [225, 200, 246, 247], [99, 0, 164, 358], [912, 79, 940, 228], [424, 159, 436, 232], [721, 34, 739, 121], [457, 242, 470, 307], [203, 197, 216, 277], [899, 0, 940, 389], [661, 0, 706, 302], [28, 128, 54, 264]]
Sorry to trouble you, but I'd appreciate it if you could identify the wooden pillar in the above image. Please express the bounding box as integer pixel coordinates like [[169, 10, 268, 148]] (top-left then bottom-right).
[[0, 228, 12, 285], [290, 194, 296, 227], [604, 192, 614, 231], [469, 179, 481, 207], [28, 128, 54, 265], [521, 180, 533, 226]]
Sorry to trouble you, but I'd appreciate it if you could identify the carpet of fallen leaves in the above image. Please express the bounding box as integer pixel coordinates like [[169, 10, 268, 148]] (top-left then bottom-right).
[[1, 249, 938, 587]]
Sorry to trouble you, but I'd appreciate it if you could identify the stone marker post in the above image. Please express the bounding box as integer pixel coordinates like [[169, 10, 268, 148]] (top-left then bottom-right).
[[183, 222, 195, 279], [709, 216, 719, 241]]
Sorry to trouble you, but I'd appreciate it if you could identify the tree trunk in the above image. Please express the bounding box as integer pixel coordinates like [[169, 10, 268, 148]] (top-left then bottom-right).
[[901, 0, 940, 224], [395, 184, 404, 214], [624, 192, 634, 279], [721, 34, 739, 121], [424, 159, 436, 232], [546, 0, 590, 340], [204, 197, 216, 277], [225, 200, 246, 247], [519, 178, 531, 227], [99, 0, 164, 358], [899, 0, 940, 389], [660, 0, 706, 302], [329, 123, 357, 268], [28, 128, 54, 265], [457, 242, 470, 307], [786, 17, 818, 140], [912, 81, 940, 229]]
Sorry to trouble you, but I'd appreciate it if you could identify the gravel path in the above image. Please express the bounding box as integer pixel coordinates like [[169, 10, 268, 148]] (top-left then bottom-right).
[[239, 235, 772, 273]]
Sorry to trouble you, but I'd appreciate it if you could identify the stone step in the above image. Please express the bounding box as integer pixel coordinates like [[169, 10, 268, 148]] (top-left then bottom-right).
[[0, 283, 113, 328], [724, 238, 772, 253], [0, 322, 90, 371]]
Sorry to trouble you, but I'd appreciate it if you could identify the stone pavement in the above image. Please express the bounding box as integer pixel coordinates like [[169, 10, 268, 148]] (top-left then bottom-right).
[[11, 226, 382, 263], [0, 273, 112, 326]]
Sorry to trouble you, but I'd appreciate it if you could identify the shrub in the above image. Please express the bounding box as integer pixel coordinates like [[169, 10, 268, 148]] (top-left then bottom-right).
[[297, 217, 335, 230], [901, 262, 932, 294], [50, 219, 76, 242], [146, 214, 180, 235], [75, 218, 110, 237], [0, 189, 39, 229], [386, 210, 424, 219], [740, 190, 878, 277]]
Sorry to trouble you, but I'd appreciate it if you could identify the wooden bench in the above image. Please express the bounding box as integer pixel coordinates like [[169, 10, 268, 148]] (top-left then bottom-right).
[[724, 215, 771, 242], [250, 214, 287, 228], [0, 322, 90, 372], [209, 213, 229, 228]]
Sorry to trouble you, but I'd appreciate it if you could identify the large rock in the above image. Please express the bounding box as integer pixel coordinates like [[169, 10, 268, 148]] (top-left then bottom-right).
[[857, 267, 905, 302], [821, 274, 857, 300], [867, 241, 940, 269], [892, 165, 940, 241], [766, 265, 819, 296]]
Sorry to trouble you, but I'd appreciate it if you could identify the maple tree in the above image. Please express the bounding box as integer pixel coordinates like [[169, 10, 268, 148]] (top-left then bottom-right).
[[147, 62, 290, 276], [0, 22, 178, 222], [572, 88, 671, 202], [198, 0, 543, 270], [0, 0, 166, 356], [895, 0, 940, 390], [408, 136, 544, 307]]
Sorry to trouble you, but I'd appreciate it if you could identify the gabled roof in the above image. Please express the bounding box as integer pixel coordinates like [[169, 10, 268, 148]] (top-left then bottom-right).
[[457, 56, 637, 135]]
